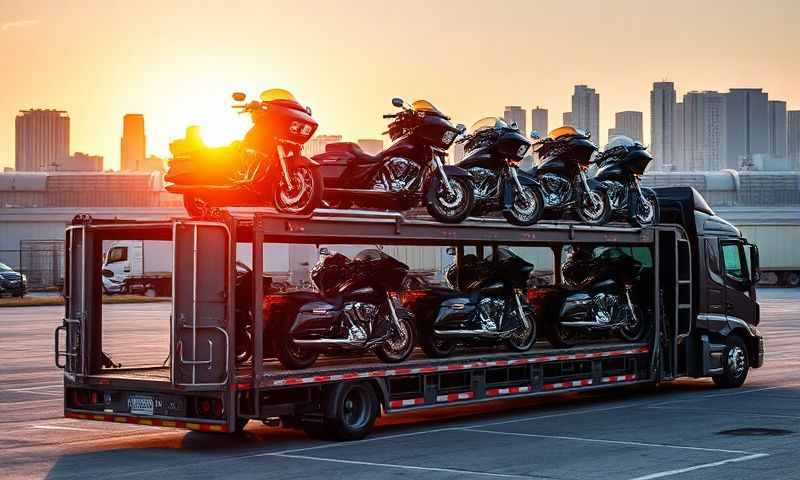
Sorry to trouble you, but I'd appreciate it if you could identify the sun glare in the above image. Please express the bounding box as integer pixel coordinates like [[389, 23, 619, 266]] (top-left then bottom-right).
[[196, 116, 250, 148]]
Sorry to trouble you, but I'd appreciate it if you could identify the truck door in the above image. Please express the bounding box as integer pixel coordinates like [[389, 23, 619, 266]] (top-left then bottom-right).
[[702, 237, 726, 316], [719, 239, 757, 326], [171, 221, 233, 388]]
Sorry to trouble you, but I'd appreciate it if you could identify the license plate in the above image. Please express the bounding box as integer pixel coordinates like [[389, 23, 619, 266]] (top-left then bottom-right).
[[127, 394, 155, 415]]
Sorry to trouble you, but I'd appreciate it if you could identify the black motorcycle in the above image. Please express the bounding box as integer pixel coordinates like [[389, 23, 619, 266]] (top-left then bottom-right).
[[531, 246, 650, 348], [166, 89, 323, 217], [456, 117, 545, 226], [315, 98, 474, 223], [528, 126, 612, 225], [592, 136, 660, 227], [266, 249, 415, 369], [401, 248, 537, 358]]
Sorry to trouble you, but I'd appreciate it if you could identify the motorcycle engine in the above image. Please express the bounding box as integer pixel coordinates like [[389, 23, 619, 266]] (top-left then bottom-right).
[[375, 157, 420, 192], [540, 173, 571, 207], [603, 181, 626, 210], [477, 297, 505, 331], [468, 167, 499, 203], [592, 293, 618, 325], [342, 302, 377, 341]]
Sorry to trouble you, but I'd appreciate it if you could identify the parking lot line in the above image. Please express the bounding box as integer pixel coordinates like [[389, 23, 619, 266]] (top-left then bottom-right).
[[644, 405, 800, 420], [31, 424, 100, 432], [268, 453, 536, 478], [460, 428, 759, 455], [626, 453, 770, 480], [649, 383, 800, 407]]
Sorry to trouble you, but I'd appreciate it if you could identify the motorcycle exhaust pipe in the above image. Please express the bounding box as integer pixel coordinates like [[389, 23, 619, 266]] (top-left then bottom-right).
[[434, 329, 515, 339], [291, 338, 367, 347], [558, 321, 627, 329]]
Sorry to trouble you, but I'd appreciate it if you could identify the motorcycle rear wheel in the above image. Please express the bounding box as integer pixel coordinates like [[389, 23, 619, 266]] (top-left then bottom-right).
[[419, 321, 457, 358], [618, 304, 649, 342], [273, 315, 319, 370], [375, 315, 415, 363], [273, 166, 323, 215], [426, 176, 474, 224], [503, 186, 545, 226], [545, 322, 579, 348], [577, 189, 612, 226]]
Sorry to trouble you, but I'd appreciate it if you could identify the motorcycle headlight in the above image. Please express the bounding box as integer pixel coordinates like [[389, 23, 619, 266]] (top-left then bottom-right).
[[300, 123, 314, 136], [442, 130, 457, 147], [289, 121, 302, 134], [517, 144, 529, 158]]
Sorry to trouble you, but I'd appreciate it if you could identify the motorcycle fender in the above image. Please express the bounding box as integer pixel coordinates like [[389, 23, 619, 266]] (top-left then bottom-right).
[[585, 177, 607, 191], [441, 165, 471, 178]]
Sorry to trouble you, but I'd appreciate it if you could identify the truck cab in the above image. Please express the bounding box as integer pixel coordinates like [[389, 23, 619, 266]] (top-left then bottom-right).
[[655, 187, 764, 387]]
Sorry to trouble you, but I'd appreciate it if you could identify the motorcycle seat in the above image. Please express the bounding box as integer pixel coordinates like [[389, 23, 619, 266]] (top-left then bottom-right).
[[326, 142, 382, 165]]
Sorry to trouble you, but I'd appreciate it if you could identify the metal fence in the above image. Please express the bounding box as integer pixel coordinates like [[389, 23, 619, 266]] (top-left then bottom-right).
[[0, 240, 65, 291]]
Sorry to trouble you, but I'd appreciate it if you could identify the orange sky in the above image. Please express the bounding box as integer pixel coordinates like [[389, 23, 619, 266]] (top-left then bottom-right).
[[1, 0, 799, 170]]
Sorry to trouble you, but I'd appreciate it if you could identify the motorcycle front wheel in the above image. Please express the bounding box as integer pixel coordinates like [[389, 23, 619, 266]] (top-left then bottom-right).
[[506, 306, 537, 351], [273, 165, 323, 215], [628, 188, 660, 227], [503, 185, 545, 226], [425, 176, 474, 224], [375, 314, 415, 363], [577, 188, 612, 226]]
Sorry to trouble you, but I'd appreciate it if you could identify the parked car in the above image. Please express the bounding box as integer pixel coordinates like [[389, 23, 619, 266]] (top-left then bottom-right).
[[0, 262, 26, 297]]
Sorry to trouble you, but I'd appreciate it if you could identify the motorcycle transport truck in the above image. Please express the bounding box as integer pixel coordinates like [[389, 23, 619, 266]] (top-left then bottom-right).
[[55, 186, 764, 440]]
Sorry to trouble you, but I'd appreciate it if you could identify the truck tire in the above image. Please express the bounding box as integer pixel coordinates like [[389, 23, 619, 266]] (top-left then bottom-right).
[[712, 335, 750, 388], [317, 381, 378, 441]]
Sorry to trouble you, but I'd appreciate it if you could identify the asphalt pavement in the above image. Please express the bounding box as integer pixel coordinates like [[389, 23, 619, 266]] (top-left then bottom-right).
[[1, 289, 799, 479]]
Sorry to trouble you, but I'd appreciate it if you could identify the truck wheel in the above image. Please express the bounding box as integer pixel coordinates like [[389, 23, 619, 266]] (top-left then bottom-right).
[[317, 382, 378, 441], [712, 335, 750, 388]]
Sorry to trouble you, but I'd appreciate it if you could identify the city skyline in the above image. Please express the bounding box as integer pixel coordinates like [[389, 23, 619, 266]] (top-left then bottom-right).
[[2, 1, 800, 171]]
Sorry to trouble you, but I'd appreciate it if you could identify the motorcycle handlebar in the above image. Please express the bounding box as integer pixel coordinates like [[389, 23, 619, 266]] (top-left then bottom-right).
[[383, 113, 397, 119]]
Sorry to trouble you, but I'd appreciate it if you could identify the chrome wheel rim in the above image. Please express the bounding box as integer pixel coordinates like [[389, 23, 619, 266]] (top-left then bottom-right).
[[384, 317, 410, 354], [581, 191, 606, 221], [636, 196, 655, 224], [513, 187, 539, 220], [342, 388, 370, 429], [437, 179, 465, 210], [278, 167, 314, 212], [728, 346, 746, 378]]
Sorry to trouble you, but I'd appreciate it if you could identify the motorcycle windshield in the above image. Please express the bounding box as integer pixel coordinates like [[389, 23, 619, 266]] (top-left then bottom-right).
[[411, 99, 442, 114], [549, 125, 588, 139], [259, 88, 297, 103], [605, 135, 636, 150], [470, 116, 508, 134]]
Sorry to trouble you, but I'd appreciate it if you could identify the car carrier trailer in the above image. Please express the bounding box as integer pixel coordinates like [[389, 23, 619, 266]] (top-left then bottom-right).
[[54, 188, 764, 440]]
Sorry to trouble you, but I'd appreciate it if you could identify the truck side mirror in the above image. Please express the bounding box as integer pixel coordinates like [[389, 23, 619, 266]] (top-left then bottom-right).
[[749, 244, 761, 283]]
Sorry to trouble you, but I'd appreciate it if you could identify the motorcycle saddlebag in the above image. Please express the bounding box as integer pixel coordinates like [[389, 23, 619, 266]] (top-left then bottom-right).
[[165, 146, 238, 185], [313, 148, 355, 187]]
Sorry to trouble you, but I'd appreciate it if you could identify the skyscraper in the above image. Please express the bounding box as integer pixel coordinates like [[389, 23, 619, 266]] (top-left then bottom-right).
[[531, 107, 548, 136], [609, 111, 643, 143], [768, 100, 787, 160], [15, 109, 70, 171], [673, 102, 685, 170], [571, 85, 599, 141], [725, 88, 769, 169], [789, 111, 800, 171], [121, 114, 146, 171], [683, 91, 726, 171], [562, 112, 572, 126], [650, 82, 676, 170], [503, 106, 526, 135]]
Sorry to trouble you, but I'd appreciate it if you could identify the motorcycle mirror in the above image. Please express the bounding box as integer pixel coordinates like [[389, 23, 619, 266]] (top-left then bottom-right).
[[392, 97, 404, 108], [531, 130, 541, 139], [232, 92, 246, 102], [446, 247, 456, 256], [319, 247, 330, 256], [456, 124, 467, 134]]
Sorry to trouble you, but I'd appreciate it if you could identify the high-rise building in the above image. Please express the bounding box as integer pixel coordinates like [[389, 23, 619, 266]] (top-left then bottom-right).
[[683, 91, 726, 171], [61, 152, 103, 171], [571, 85, 599, 142], [610, 111, 643, 143], [650, 82, 676, 170], [121, 114, 146, 171], [15, 109, 70, 172], [562, 112, 572, 126], [789, 111, 800, 171], [531, 107, 548, 136], [503, 106, 526, 135], [768, 100, 787, 160], [673, 102, 685, 170], [725, 88, 769, 170], [357, 139, 383, 155], [306, 135, 343, 156]]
